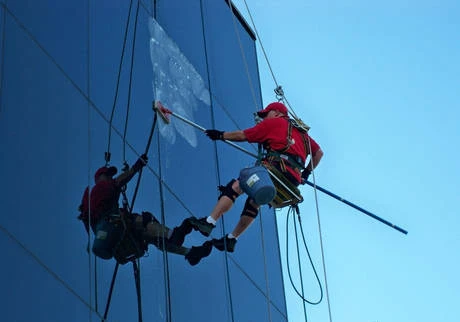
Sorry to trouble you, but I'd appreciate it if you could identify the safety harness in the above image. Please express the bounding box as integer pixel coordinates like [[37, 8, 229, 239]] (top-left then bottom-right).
[[262, 118, 310, 208], [112, 188, 148, 265]]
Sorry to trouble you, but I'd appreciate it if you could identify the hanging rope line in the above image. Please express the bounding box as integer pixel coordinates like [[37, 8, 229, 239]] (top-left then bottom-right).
[[105, 0, 136, 166], [225, 8, 406, 322], [0, 224, 104, 320], [310, 177, 334, 322], [103, 108, 155, 322], [122, 0, 141, 165], [293, 212, 309, 322], [86, 1, 98, 318], [103, 111, 154, 322], [199, 2, 235, 320], [101, 2, 148, 321], [240, 0, 279, 90], [304, 131, 334, 322], [238, 0, 301, 121], [258, 212, 273, 321], [285, 208, 323, 305], [129, 112, 157, 214], [102, 262, 119, 321], [155, 128, 173, 322]]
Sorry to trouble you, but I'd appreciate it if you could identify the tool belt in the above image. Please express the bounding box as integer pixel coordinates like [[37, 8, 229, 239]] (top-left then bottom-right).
[[261, 161, 303, 209], [93, 210, 147, 264], [265, 150, 304, 173], [113, 211, 147, 264]]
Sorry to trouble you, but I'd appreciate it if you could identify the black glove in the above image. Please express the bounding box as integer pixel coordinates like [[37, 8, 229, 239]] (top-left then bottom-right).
[[301, 169, 311, 184], [133, 153, 148, 172], [205, 129, 224, 141]]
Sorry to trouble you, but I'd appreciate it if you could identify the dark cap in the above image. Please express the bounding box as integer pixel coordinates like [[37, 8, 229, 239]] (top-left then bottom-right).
[[256, 102, 288, 118], [94, 166, 117, 182]]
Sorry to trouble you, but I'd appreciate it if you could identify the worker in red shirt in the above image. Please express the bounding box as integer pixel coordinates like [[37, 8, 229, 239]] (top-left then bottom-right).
[[78, 154, 211, 265], [172, 102, 323, 254]]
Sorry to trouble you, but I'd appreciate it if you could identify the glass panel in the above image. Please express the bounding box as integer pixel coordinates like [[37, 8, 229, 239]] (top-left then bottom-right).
[[7, 0, 89, 92], [0, 14, 95, 319], [1, 0, 288, 321]]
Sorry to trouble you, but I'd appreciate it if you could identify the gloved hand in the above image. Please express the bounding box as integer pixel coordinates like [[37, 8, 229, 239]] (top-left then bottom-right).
[[133, 153, 148, 172], [205, 129, 225, 141], [301, 169, 311, 184]]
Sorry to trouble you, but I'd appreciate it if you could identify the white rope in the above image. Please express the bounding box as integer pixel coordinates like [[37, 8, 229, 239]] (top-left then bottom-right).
[[239, 0, 300, 120], [86, 0, 95, 318], [237, 3, 333, 318], [241, 0, 279, 89], [306, 137, 333, 322], [259, 211, 273, 322]]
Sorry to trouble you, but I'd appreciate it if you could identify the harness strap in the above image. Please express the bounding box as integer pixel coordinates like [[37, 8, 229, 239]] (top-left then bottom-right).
[[279, 119, 294, 153], [266, 118, 311, 173], [265, 151, 304, 171]]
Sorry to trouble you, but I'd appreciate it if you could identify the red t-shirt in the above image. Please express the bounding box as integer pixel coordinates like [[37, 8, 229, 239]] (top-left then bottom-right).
[[243, 117, 320, 183], [79, 180, 121, 230]]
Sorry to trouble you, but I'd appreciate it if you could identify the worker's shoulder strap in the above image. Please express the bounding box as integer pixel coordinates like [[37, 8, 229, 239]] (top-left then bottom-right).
[[276, 118, 310, 158]]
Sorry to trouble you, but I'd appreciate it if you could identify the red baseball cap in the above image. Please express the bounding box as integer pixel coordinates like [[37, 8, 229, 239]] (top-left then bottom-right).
[[94, 166, 117, 182], [257, 102, 288, 118]]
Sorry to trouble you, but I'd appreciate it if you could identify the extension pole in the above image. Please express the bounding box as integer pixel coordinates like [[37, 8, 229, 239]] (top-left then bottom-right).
[[305, 181, 408, 235], [154, 101, 258, 158], [154, 101, 407, 235]]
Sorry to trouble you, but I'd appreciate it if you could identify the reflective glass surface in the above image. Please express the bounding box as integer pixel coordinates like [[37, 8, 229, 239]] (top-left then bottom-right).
[[0, 1, 287, 321]]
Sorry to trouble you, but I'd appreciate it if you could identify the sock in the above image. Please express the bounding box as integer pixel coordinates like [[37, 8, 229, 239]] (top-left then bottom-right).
[[228, 233, 237, 240], [206, 216, 217, 225]]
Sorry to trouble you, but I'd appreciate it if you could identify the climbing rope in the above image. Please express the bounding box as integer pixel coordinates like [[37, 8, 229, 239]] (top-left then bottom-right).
[[199, 2, 235, 320], [99, 1, 150, 322], [122, 0, 141, 166], [307, 136, 334, 322], [86, 1, 97, 317], [285, 207, 323, 305], [102, 109, 157, 322], [240, 0, 280, 91], [226, 2, 334, 320], [105, 0, 137, 166]]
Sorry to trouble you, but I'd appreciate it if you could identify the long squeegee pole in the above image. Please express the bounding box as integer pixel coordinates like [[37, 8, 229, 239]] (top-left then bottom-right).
[[160, 106, 408, 235], [305, 181, 408, 235], [169, 111, 259, 158]]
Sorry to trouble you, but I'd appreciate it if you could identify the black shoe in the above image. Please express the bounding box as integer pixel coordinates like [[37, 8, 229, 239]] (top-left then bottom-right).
[[188, 217, 215, 237], [168, 218, 193, 247], [212, 235, 237, 253], [185, 241, 213, 266]]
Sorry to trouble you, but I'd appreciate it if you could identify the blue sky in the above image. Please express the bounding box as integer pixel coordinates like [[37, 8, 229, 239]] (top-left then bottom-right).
[[234, 1, 460, 321]]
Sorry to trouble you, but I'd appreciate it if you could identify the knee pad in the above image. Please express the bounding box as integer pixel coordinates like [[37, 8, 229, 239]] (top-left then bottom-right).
[[218, 179, 239, 202], [241, 198, 259, 219]]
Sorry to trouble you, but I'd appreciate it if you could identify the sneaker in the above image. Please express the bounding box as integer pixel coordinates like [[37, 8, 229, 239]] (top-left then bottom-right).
[[188, 216, 215, 237], [212, 235, 237, 253], [168, 218, 193, 247], [185, 241, 213, 266]]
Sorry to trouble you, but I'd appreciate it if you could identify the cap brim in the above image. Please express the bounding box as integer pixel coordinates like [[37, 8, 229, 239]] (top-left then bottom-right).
[[257, 111, 268, 117]]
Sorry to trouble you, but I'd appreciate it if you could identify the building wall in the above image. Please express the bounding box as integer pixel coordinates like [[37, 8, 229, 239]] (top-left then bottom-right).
[[0, 1, 287, 321]]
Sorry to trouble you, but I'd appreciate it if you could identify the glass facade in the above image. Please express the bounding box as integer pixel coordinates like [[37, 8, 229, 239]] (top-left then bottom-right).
[[0, 1, 287, 321]]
